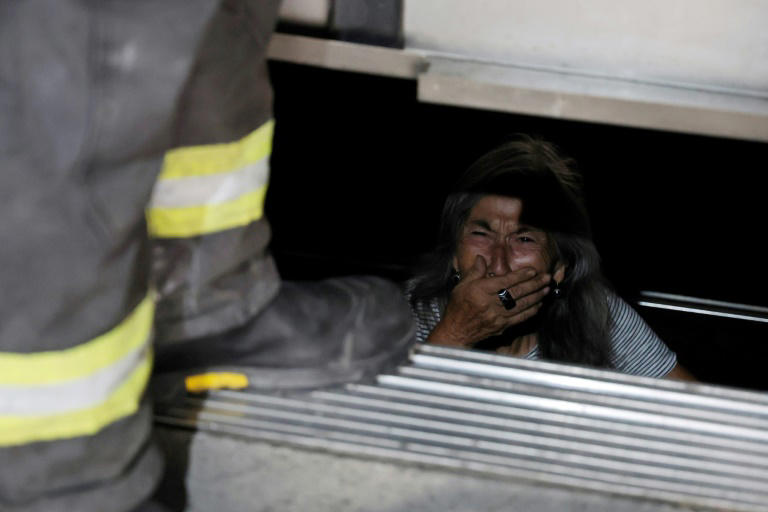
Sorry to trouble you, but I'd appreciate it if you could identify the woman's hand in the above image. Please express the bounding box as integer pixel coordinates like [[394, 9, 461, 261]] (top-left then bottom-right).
[[427, 255, 551, 348]]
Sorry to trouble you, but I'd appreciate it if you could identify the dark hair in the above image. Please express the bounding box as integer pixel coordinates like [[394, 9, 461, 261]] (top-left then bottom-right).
[[409, 135, 612, 368]]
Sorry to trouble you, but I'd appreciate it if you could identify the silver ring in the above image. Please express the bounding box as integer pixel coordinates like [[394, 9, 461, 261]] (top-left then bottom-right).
[[488, 272, 495, 277], [497, 289, 516, 310]]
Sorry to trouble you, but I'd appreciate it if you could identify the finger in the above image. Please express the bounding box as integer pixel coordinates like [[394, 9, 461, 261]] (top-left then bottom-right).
[[478, 267, 538, 293], [505, 301, 545, 325], [491, 291, 549, 336], [500, 285, 550, 317], [463, 255, 488, 281], [497, 289, 517, 310], [490, 298, 545, 335], [505, 272, 551, 302], [480, 272, 551, 306]]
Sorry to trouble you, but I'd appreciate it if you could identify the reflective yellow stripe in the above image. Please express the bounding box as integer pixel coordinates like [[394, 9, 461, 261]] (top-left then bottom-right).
[[0, 348, 152, 446], [160, 120, 274, 180], [185, 372, 249, 393], [148, 186, 267, 238], [0, 294, 154, 386], [147, 120, 274, 238]]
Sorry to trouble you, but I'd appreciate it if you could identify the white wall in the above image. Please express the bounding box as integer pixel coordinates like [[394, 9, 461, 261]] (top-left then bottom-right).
[[404, 0, 768, 94]]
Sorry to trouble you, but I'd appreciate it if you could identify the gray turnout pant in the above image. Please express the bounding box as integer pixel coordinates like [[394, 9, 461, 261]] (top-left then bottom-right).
[[0, 1, 415, 510]]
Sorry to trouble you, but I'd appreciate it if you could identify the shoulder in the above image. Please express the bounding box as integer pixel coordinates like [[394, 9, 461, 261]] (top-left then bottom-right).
[[606, 291, 677, 377]]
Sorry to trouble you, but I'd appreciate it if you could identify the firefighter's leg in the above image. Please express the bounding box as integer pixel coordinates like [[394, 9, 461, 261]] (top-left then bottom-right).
[[0, 1, 223, 510], [148, 0, 283, 345], [148, 0, 416, 389]]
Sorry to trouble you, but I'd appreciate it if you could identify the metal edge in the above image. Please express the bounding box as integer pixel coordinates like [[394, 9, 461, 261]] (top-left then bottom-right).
[[159, 405, 768, 496], [313, 387, 768, 456], [379, 374, 768, 442], [155, 411, 768, 510], [267, 33, 427, 79], [637, 301, 768, 324], [416, 69, 768, 143], [415, 344, 768, 403], [408, 354, 768, 414], [266, 33, 768, 142], [639, 291, 768, 315], [185, 393, 768, 472]]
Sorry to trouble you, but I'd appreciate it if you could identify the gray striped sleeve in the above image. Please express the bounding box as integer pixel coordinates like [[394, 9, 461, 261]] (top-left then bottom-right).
[[607, 292, 677, 377], [412, 297, 442, 343], [403, 280, 442, 343]]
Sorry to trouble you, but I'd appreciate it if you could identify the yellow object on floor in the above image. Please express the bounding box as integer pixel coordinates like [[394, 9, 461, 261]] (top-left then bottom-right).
[[185, 372, 249, 393]]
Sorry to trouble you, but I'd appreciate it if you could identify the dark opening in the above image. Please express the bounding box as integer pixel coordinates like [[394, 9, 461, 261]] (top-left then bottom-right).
[[266, 60, 768, 391]]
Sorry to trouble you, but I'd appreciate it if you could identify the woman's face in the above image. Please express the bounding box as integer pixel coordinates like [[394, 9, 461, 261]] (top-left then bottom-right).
[[453, 195, 565, 281]]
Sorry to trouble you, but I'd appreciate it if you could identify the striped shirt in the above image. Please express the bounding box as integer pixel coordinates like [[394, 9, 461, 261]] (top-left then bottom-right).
[[410, 292, 677, 378]]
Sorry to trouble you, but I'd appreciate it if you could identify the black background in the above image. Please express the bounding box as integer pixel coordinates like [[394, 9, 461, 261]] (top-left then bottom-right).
[[265, 60, 768, 391]]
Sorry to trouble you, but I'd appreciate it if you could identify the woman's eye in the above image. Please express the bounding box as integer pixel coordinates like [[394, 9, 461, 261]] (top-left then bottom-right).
[[517, 236, 535, 243], [471, 231, 488, 237]]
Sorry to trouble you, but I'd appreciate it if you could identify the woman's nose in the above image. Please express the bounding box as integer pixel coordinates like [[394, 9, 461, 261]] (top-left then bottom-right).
[[488, 243, 512, 275]]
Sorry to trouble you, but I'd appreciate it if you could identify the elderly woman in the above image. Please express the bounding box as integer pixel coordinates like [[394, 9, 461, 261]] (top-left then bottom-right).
[[409, 136, 695, 380]]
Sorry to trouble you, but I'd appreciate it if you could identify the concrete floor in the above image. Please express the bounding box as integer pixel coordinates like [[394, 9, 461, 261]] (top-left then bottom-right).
[[153, 426, 696, 512]]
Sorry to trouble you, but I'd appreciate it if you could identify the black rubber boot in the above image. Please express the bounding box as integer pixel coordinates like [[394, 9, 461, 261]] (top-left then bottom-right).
[[152, 276, 416, 396]]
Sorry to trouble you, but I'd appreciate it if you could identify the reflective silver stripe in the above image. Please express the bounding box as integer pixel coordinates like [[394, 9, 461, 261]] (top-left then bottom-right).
[[0, 343, 150, 415], [150, 159, 269, 209]]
